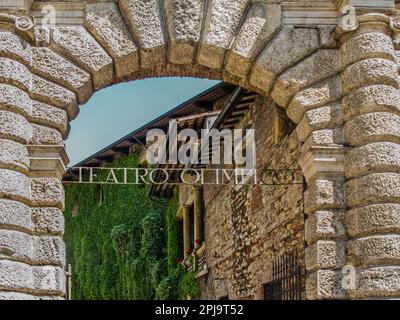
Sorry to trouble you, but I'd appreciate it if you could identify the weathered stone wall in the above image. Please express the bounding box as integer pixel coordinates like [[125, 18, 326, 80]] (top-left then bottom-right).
[[200, 96, 305, 300]]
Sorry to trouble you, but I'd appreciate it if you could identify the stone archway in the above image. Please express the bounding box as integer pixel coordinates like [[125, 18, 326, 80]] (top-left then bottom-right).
[[0, 0, 400, 300]]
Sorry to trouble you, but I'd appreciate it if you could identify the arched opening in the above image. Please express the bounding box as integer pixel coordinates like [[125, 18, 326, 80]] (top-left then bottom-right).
[[62, 76, 306, 300]]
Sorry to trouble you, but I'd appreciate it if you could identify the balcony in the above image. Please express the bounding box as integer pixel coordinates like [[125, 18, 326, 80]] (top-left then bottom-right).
[[182, 244, 208, 278]]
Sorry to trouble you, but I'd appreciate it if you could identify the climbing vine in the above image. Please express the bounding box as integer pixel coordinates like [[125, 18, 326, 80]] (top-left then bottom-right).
[[64, 152, 200, 300]]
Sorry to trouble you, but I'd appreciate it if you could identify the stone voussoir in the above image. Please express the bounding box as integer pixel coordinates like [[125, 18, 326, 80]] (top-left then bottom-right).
[[225, 3, 281, 78], [198, 0, 249, 69], [287, 76, 341, 124], [30, 101, 68, 138], [296, 102, 343, 142], [52, 26, 113, 90], [31, 75, 78, 121], [164, 0, 204, 65], [119, 0, 167, 70], [271, 49, 340, 108], [249, 27, 319, 93], [32, 47, 93, 104], [0, 32, 32, 66], [0, 57, 32, 92], [85, 2, 139, 78]]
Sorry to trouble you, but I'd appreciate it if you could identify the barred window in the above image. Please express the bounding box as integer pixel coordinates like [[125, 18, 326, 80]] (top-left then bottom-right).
[[263, 250, 304, 300]]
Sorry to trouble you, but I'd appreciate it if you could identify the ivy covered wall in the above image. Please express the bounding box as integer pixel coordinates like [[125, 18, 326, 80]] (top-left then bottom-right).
[[64, 152, 199, 300]]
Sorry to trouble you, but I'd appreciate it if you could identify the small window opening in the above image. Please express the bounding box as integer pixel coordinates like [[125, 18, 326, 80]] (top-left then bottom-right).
[[97, 185, 105, 206], [72, 196, 79, 217]]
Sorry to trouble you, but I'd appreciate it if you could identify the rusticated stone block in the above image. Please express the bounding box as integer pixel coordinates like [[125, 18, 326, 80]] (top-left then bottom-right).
[[119, 0, 166, 70], [287, 76, 341, 124], [86, 2, 139, 78], [305, 210, 345, 244], [32, 47, 92, 104], [296, 102, 343, 142], [31, 178, 65, 210], [306, 269, 345, 300], [348, 267, 400, 298], [302, 127, 344, 154], [30, 124, 63, 146], [0, 200, 32, 233], [225, 3, 281, 78], [343, 85, 400, 121], [271, 49, 339, 107], [346, 204, 400, 238], [32, 207, 64, 236], [0, 259, 66, 296], [344, 112, 400, 146], [0, 110, 32, 144], [31, 101, 68, 137], [0, 169, 30, 203], [31, 75, 78, 120], [305, 240, 346, 271], [304, 177, 345, 214], [32, 265, 66, 296], [0, 292, 36, 300], [250, 27, 318, 93], [0, 260, 32, 292], [348, 235, 400, 267], [164, 0, 204, 65], [346, 142, 400, 178], [0, 230, 32, 263], [198, 0, 249, 69], [0, 291, 64, 300], [0, 231, 64, 266], [0, 31, 32, 66], [0, 139, 29, 173], [52, 27, 113, 90], [0, 84, 32, 117], [340, 32, 395, 68], [33, 236, 65, 267], [342, 58, 398, 94], [346, 173, 400, 208], [0, 58, 31, 92]]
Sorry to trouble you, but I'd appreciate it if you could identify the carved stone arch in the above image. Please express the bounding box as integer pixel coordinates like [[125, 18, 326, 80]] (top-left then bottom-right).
[[0, 0, 399, 300]]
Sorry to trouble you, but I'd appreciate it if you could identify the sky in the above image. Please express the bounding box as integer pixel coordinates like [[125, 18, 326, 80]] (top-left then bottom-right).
[[65, 77, 219, 166]]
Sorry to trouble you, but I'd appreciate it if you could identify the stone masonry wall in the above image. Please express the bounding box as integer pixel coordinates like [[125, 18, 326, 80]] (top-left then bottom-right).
[[200, 96, 305, 300]]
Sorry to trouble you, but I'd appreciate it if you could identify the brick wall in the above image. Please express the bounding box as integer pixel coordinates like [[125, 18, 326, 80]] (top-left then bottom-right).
[[201, 96, 305, 299]]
